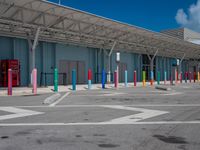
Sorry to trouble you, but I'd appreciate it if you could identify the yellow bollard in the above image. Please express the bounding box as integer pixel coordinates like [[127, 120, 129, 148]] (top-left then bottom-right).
[[198, 72, 200, 82], [142, 71, 146, 87]]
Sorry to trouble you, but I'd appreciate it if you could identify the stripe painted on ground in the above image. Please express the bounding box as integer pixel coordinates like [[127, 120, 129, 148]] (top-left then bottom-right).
[[0, 107, 44, 121], [1, 121, 200, 126], [49, 92, 71, 107], [3, 104, 200, 108], [43, 93, 61, 104]]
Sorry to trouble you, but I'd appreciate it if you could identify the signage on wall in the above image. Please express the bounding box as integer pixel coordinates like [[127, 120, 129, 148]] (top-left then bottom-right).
[[172, 59, 180, 66], [116, 52, 120, 63]]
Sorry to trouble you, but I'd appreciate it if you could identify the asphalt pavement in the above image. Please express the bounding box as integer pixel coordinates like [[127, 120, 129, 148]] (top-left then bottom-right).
[[0, 83, 200, 150]]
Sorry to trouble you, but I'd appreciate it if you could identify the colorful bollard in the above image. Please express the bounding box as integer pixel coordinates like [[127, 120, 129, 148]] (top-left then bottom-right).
[[134, 70, 137, 87], [114, 70, 117, 88], [102, 69, 106, 89], [198, 72, 200, 82], [189, 72, 192, 83], [142, 71, 146, 87], [176, 71, 180, 83], [194, 72, 196, 83], [32, 68, 37, 95], [150, 71, 154, 86], [170, 76, 173, 85], [88, 69, 92, 90], [125, 70, 128, 87], [185, 72, 188, 83], [180, 72, 182, 84], [54, 68, 58, 92], [8, 69, 12, 96], [157, 71, 160, 85], [164, 71, 167, 85], [175, 69, 178, 84], [72, 69, 76, 91]]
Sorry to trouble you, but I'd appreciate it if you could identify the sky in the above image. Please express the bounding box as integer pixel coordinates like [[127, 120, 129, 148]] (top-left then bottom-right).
[[48, 0, 199, 32]]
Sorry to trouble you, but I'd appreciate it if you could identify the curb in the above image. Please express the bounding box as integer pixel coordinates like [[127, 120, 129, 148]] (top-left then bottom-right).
[[43, 93, 61, 104], [155, 86, 171, 91]]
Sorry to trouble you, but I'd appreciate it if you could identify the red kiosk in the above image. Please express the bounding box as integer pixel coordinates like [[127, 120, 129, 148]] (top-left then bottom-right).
[[0, 60, 20, 87]]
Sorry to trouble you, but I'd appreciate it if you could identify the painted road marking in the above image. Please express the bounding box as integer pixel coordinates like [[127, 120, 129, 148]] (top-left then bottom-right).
[[49, 92, 71, 107], [43, 93, 61, 104], [2, 104, 200, 108], [70, 92, 181, 97], [101, 105, 168, 123], [163, 92, 182, 96], [1, 121, 200, 126], [0, 106, 168, 125], [0, 107, 44, 121]]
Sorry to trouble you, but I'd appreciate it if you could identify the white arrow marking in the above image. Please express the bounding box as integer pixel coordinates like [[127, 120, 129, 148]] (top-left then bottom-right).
[[0, 107, 44, 121], [0, 105, 168, 125], [101, 105, 168, 124]]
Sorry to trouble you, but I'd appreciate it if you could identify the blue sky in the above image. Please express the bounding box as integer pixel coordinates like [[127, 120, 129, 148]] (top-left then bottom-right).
[[48, 0, 197, 32]]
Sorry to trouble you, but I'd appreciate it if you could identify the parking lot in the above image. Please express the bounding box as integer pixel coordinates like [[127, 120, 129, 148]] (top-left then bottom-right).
[[0, 84, 200, 150]]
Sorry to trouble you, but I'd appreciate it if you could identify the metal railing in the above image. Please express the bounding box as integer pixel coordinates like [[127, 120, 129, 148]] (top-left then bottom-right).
[[40, 72, 67, 87]]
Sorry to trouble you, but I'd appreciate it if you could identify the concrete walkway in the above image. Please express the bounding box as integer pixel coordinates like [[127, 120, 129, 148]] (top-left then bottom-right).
[[0, 81, 197, 96]]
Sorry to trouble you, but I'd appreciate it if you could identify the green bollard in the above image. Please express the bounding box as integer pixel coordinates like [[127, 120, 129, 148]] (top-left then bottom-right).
[[54, 68, 58, 92], [157, 71, 160, 85]]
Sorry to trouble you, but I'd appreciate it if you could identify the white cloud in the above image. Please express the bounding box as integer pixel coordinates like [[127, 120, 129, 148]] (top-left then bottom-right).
[[175, 0, 200, 32]]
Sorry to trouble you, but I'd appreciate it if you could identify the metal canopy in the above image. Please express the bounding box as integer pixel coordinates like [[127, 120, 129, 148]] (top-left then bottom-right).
[[0, 0, 200, 59]]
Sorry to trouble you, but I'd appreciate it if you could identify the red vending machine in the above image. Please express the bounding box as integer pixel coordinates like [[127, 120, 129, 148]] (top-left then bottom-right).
[[0, 60, 20, 87]]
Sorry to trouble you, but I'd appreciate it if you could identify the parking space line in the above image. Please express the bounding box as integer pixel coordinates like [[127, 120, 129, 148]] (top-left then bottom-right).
[[49, 92, 71, 107], [3, 104, 200, 108], [1, 121, 200, 126]]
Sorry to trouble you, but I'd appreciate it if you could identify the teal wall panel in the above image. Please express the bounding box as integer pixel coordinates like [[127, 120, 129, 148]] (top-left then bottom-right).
[[41, 42, 55, 85], [0, 35, 194, 86], [13, 38, 29, 86], [0, 36, 13, 59]]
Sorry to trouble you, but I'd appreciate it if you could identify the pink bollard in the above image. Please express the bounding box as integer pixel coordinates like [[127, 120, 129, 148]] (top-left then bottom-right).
[[114, 71, 118, 88], [134, 70, 137, 87], [8, 69, 12, 96], [32, 68, 37, 95]]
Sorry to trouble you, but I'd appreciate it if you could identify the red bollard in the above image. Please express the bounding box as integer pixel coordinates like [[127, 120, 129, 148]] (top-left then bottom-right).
[[194, 72, 196, 83], [8, 69, 12, 96], [114, 71, 118, 88], [88, 69, 92, 80], [134, 70, 137, 87], [32, 68, 37, 95], [88, 69, 92, 89]]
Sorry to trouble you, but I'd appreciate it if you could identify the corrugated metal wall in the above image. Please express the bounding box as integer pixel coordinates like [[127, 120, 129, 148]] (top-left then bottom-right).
[[0, 35, 195, 86]]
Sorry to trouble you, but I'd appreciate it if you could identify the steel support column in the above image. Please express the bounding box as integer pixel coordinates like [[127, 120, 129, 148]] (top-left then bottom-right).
[[32, 27, 40, 69], [107, 41, 117, 83], [27, 27, 40, 85], [178, 53, 185, 81], [137, 54, 141, 81], [27, 35, 33, 86], [147, 49, 158, 84]]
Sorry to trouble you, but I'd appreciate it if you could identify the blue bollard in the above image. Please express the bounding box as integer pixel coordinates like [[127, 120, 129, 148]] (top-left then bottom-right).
[[102, 69, 106, 89], [125, 70, 128, 87], [88, 80, 92, 89], [72, 69, 76, 91]]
